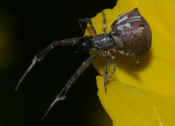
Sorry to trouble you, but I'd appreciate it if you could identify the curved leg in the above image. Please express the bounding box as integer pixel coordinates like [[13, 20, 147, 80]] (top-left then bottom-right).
[[15, 37, 82, 91], [41, 50, 102, 119], [79, 18, 97, 36]]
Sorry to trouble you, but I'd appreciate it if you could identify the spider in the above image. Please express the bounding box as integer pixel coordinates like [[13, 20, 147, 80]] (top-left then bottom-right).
[[15, 8, 152, 119]]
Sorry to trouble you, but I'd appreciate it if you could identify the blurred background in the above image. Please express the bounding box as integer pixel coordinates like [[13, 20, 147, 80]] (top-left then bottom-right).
[[0, 0, 116, 126]]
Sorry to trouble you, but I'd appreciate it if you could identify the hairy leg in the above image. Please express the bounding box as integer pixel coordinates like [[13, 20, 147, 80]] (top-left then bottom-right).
[[15, 37, 82, 91], [41, 50, 102, 119]]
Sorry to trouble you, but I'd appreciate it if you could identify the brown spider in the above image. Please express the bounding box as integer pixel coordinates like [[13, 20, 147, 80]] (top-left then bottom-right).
[[15, 8, 152, 119]]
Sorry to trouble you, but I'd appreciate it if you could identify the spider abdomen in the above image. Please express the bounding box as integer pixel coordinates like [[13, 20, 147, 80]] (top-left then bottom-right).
[[111, 8, 152, 56]]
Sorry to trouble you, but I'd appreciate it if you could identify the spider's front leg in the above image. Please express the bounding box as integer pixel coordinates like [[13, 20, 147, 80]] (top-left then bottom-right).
[[79, 18, 97, 36], [41, 49, 102, 119], [15, 37, 82, 91]]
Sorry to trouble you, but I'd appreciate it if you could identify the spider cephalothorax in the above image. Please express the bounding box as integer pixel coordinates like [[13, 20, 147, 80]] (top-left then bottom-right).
[[16, 8, 152, 119]]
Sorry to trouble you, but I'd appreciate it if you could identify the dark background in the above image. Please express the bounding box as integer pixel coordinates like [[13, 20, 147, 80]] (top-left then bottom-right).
[[0, 0, 117, 126]]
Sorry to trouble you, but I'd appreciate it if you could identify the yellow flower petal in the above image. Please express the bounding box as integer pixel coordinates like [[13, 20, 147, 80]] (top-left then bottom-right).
[[85, 0, 175, 126]]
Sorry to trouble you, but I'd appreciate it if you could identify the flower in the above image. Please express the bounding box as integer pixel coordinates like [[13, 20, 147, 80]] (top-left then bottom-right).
[[85, 0, 175, 126]]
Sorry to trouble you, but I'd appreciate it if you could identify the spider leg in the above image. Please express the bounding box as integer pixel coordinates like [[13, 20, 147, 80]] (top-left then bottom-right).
[[79, 18, 97, 36], [104, 58, 118, 92], [104, 50, 118, 91], [41, 50, 102, 119], [15, 37, 83, 91], [111, 59, 117, 76], [108, 59, 117, 81], [104, 56, 110, 85], [102, 12, 106, 33]]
